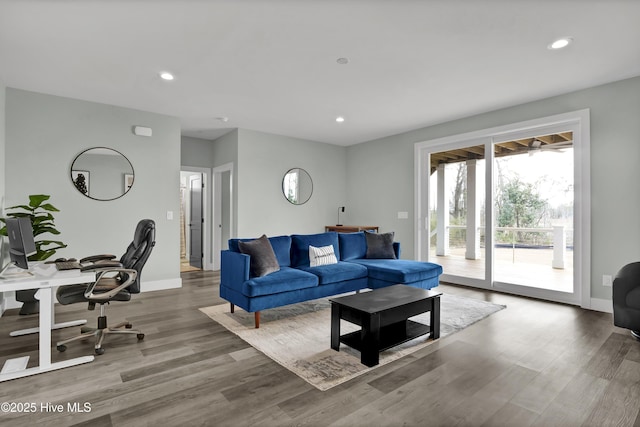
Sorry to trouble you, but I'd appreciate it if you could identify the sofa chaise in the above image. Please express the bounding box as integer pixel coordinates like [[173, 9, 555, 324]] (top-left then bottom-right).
[[220, 231, 442, 328]]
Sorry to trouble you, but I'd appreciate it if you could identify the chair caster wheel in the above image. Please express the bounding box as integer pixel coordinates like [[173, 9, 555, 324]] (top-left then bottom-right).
[[125, 324, 132, 329], [137, 333, 145, 340], [57, 345, 67, 352], [95, 347, 105, 355]]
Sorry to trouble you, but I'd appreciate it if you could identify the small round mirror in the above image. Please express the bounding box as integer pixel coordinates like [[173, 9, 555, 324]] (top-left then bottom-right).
[[282, 168, 313, 205], [70, 147, 134, 201]]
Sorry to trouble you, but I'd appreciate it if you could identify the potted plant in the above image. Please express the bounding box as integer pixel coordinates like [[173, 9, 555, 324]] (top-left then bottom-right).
[[0, 194, 67, 314]]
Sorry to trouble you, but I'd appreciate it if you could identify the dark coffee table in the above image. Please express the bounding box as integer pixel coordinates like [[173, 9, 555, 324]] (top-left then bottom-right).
[[329, 285, 442, 367]]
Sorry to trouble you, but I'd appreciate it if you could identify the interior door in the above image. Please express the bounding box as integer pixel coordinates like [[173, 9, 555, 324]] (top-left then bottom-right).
[[189, 174, 203, 269]]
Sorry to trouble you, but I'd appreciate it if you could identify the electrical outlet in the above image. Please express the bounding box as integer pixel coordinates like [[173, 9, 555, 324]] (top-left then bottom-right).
[[602, 274, 613, 287]]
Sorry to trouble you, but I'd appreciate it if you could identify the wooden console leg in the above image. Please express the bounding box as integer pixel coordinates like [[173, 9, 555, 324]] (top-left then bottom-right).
[[254, 312, 260, 329], [230, 303, 235, 313]]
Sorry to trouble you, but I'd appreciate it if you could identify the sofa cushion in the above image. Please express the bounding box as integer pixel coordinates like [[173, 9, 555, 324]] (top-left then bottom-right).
[[339, 232, 367, 261], [347, 259, 442, 283], [291, 232, 340, 267], [238, 235, 280, 277], [309, 245, 338, 267], [365, 231, 396, 259], [242, 267, 318, 297], [230, 235, 292, 267], [298, 261, 368, 285]]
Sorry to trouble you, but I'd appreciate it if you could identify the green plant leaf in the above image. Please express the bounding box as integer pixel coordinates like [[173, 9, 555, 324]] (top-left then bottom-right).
[[33, 226, 61, 236], [39, 203, 60, 212], [37, 240, 66, 246], [6, 204, 34, 212], [28, 194, 50, 209]]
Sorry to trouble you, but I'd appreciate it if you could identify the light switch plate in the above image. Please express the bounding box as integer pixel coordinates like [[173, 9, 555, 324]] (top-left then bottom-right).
[[166, 211, 174, 220], [397, 211, 409, 219]]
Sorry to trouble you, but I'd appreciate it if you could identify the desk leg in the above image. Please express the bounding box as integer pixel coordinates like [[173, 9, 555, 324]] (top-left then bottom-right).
[[361, 313, 380, 367], [39, 287, 52, 368], [9, 287, 87, 337], [330, 304, 340, 351], [430, 295, 441, 340]]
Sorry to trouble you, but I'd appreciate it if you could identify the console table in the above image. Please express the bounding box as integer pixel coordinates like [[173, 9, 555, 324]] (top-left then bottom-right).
[[325, 225, 379, 233]]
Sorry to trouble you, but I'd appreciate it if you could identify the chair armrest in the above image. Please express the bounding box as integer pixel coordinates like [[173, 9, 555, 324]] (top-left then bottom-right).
[[221, 250, 250, 291], [80, 254, 117, 264], [84, 267, 137, 301], [80, 260, 123, 272]]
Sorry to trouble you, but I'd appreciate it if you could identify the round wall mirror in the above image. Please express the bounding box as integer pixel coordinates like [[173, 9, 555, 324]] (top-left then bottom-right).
[[282, 168, 313, 205], [70, 147, 135, 201]]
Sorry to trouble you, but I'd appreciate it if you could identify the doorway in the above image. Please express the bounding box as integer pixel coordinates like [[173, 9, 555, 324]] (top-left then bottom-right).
[[180, 169, 210, 272], [416, 110, 590, 307]]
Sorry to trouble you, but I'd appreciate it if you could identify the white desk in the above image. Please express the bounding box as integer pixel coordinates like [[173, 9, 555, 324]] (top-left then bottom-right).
[[0, 263, 96, 382]]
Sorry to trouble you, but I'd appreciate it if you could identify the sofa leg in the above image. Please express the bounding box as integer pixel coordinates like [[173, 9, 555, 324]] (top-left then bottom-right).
[[255, 312, 260, 329], [230, 303, 235, 313]]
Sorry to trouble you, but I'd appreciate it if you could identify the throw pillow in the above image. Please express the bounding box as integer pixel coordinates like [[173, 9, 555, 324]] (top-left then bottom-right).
[[238, 234, 280, 277], [365, 231, 397, 259], [309, 245, 338, 267]]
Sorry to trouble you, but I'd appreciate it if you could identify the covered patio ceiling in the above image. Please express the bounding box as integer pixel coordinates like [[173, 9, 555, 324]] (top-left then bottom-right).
[[430, 132, 573, 173]]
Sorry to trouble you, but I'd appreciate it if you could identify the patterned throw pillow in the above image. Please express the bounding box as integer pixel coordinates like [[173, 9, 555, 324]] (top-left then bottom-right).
[[309, 245, 338, 267]]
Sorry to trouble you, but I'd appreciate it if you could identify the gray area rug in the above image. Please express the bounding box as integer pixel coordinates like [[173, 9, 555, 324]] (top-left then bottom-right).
[[200, 293, 505, 391]]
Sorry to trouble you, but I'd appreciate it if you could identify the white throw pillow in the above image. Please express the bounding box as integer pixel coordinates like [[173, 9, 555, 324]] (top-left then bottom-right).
[[309, 245, 338, 267]]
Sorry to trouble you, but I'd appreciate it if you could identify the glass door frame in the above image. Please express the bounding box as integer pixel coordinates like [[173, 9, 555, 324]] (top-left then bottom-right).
[[415, 110, 591, 307]]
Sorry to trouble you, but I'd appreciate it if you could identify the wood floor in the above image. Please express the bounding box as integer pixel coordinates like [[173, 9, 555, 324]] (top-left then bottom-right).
[[1, 271, 639, 426]]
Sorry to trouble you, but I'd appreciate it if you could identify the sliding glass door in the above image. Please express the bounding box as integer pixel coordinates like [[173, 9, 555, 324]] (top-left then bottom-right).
[[492, 133, 574, 297], [416, 111, 589, 306], [428, 146, 486, 284]]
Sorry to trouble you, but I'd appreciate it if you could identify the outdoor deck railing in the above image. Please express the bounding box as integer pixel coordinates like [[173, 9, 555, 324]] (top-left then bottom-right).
[[432, 225, 571, 269]]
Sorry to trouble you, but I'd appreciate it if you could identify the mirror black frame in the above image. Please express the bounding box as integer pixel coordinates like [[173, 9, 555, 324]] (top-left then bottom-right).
[[282, 167, 313, 205], [70, 147, 135, 201]]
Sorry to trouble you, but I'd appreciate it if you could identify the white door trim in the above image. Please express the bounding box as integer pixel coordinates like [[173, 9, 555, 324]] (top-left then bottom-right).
[[212, 162, 234, 270]]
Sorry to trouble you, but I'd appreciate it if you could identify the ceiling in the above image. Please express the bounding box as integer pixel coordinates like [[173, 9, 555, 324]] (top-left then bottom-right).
[[1, 1, 639, 146]]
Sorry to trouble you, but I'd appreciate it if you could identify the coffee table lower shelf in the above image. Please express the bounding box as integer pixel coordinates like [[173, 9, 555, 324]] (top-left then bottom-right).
[[338, 319, 431, 353]]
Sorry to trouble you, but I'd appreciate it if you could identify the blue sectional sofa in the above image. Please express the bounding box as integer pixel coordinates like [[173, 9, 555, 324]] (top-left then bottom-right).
[[220, 231, 442, 328]]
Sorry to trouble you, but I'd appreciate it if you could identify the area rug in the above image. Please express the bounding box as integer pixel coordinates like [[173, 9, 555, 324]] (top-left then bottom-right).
[[199, 293, 505, 391]]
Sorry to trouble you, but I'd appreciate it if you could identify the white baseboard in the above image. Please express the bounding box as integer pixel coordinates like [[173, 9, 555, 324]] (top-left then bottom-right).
[[588, 297, 613, 313], [140, 277, 182, 292]]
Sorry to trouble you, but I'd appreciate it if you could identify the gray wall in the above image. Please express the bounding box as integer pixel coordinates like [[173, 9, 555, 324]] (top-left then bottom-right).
[[5, 89, 182, 289], [181, 135, 216, 169], [236, 129, 347, 237], [0, 80, 5, 310], [346, 75, 640, 301]]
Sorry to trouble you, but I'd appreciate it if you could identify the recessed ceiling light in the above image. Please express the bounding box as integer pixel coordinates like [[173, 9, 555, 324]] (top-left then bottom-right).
[[160, 72, 174, 80], [336, 116, 345, 123], [548, 37, 573, 50], [216, 117, 229, 123], [336, 57, 349, 65]]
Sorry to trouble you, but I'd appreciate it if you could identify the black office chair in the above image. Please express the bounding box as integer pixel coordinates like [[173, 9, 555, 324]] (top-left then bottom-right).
[[612, 262, 640, 340], [56, 219, 156, 355]]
